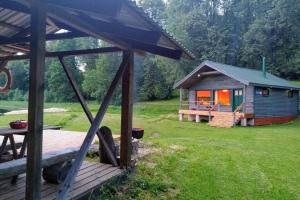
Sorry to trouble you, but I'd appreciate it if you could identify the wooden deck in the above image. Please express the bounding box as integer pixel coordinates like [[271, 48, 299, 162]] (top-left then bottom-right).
[[0, 161, 125, 200], [0, 130, 125, 199], [178, 109, 252, 127]]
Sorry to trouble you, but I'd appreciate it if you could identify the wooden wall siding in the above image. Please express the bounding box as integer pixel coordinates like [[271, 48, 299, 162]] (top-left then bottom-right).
[[244, 86, 254, 113], [188, 90, 196, 110], [189, 74, 244, 91], [254, 88, 299, 117], [188, 74, 244, 111]]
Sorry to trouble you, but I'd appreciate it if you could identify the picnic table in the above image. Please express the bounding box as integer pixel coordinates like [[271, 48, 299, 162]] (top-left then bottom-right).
[[0, 125, 61, 162], [0, 128, 89, 184]]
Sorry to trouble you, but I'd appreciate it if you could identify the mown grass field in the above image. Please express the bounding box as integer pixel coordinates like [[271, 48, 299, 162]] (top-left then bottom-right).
[[0, 97, 299, 200]]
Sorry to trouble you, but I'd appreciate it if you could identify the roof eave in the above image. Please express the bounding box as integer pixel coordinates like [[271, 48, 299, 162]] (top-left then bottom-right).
[[249, 83, 300, 90]]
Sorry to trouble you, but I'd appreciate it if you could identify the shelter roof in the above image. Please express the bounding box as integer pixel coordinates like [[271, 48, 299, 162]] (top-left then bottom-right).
[[0, 0, 194, 60]]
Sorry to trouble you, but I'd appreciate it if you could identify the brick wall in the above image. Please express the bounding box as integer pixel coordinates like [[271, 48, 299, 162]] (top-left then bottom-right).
[[254, 116, 297, 126]]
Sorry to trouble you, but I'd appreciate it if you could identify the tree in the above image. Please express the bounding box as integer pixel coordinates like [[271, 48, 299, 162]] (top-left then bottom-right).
[[82, 53, 122, 103], [45, 39, 84, 102]]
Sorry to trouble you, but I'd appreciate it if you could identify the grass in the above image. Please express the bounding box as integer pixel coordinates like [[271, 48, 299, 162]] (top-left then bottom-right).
[[0, 99, 300, 199]]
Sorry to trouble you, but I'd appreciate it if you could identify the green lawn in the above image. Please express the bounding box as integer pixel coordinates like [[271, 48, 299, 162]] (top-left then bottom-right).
[[0, 99, 300, 199]]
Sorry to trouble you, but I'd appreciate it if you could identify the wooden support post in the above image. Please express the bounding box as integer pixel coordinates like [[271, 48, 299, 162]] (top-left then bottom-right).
[[179, 88, 183, 110], [58, 57, 118, 166], [120, 51, 134, 169], [26, 3, 46, 200], [57, 52, 130, 200], [179, 113, 183, 121], [195, 115, 200, 123]]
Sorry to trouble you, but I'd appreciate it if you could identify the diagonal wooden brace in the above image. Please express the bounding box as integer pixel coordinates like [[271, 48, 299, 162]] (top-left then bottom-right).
[[58, 56, 118, 166], [56, 51, 131, 200]]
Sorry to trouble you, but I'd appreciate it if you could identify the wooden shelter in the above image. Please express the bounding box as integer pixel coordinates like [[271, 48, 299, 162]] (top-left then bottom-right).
[[0, 1, 193, 199]]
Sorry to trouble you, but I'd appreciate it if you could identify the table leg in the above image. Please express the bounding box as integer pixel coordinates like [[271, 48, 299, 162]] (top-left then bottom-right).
[[19, 135, 27, 158], [11, 135, 27, 184], [0, 136, 9, 160], [8, 135, 18, 159]]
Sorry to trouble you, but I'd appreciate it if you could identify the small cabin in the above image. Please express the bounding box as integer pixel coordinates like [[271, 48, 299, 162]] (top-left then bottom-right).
[[174, 60, 300, 127]]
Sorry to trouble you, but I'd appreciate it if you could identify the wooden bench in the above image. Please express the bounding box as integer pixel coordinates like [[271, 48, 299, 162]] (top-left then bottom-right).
[[0, 148, 78, 183]]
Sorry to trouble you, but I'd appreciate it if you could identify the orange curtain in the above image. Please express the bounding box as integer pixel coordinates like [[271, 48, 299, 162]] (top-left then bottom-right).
[[196, 90, 211, 106], [215, 90, 231, 105]]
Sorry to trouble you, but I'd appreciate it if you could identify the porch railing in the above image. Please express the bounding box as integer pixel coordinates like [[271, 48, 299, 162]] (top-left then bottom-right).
[[179, 101, 253, 114], [233, 102, 246, 126], [208, 103, 219, 121], [179, 101, 215, 110]]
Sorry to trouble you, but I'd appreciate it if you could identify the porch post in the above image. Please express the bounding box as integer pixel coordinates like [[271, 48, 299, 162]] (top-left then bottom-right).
[[26, 2, 46, 200], [120, 51, 134, 168], [243, 85, 246, 112], [179, 88, 183, 110]]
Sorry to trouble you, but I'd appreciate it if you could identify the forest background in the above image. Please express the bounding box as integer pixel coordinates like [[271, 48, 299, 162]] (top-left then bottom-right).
[[1, 0, 299, 103]]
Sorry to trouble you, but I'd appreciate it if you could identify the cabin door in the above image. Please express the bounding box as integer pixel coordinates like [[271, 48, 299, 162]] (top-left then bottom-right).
[[233, 89, 243, 111]]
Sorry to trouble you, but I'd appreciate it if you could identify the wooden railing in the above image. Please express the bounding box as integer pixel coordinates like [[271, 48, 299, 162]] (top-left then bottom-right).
[[233, 102, 245, 126], [179, 101, 214, 110], [208, 103, 219, 121]]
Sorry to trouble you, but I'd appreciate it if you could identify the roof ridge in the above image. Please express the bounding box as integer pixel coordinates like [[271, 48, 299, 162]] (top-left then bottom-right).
[[204, 60, 270, 74]]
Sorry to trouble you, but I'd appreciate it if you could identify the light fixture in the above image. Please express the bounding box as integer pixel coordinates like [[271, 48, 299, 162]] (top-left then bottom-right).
[[197, 74, 201, 77], [222, 89, 228, 92]]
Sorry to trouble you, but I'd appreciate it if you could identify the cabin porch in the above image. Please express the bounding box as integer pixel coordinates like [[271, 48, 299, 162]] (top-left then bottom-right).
[[179, 109, 254, 128], [178, 87, 255, 127]]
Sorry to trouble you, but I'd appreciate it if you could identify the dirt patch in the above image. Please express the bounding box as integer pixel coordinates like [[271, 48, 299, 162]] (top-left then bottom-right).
[[137, 141, 159, 158], [167, 144, 186, 153], [149, 132, 160, 138]]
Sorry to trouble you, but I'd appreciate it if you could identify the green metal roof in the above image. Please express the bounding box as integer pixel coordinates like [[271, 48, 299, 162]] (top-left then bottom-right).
[[174, 60, 300, 90]]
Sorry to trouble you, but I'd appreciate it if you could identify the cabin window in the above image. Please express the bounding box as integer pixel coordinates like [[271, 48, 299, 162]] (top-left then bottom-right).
[[214, 89, 231, 105], [262, 88, 270, 97], [196, 90, 211, 106], [287, 90, 293, 98]]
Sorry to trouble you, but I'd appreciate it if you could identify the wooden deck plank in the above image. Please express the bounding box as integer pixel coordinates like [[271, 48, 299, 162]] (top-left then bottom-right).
[[41, 163, 108, 199], [0, 162, 124, 200], [0, 162, 100, 199], [0, 162, 91, 194], [69, 168, 124, 199], [44, 164, 118, 200]]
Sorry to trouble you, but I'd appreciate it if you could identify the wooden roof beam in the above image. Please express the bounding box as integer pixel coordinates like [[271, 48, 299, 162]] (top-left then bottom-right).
[[0, 47, 122, 61], [77, 12, 162, 44], [0, 31, 87, 46], [0, 21, 24, 32], [46, 7, 181, 59], [45, 5, 131, 49], [0, 1, 30, 13], [42, 0, 123, 17], [120, 38, 183, 60]]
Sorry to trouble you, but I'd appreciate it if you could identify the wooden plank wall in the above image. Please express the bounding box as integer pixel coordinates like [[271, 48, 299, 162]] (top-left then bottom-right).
[[254, 87, 299, 117]]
